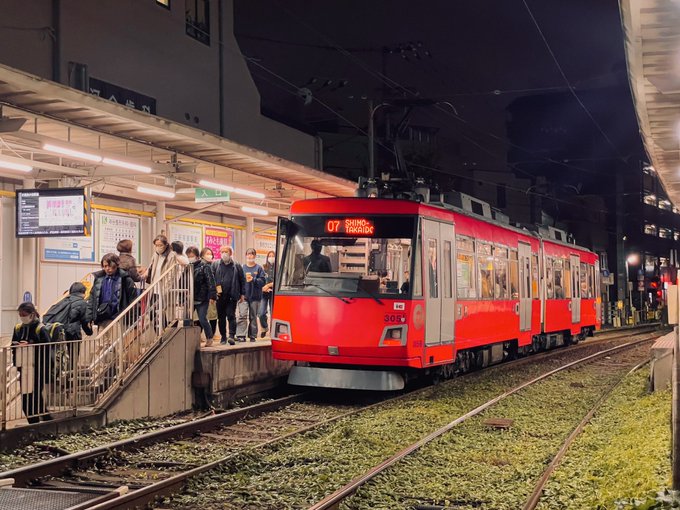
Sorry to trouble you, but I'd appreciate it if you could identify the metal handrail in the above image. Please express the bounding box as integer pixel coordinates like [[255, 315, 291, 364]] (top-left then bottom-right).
[[0, 263, 194, 429]]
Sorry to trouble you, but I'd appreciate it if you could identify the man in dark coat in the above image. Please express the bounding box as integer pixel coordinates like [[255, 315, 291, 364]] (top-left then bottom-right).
[[211, 245, 245, 345], [88, 253, 138, 327], [303, 239, 332, 273], [44, 282, 93, 340]]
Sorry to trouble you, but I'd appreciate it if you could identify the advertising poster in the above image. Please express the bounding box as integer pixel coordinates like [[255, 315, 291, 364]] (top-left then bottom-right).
[[97, 212, 141, 261], [169, 223, 203, 252], [254, 233, 276, 265], [203, 227, 234, 256], [42, 235, 96, 263]]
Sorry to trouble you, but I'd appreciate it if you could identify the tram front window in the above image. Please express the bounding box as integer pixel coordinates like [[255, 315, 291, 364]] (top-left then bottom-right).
[[277, 216, 416, 298]]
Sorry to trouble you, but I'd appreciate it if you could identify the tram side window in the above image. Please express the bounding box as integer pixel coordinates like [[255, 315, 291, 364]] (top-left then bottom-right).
[[443, 240, 452, 298], [509, 249, 519, 299], [589, 265, 596, 299], [477, 242, 493, 299], [427, 238, 438, 298], [456, 235, 476, 299], [413, 229, 423, 297], [531, 254, 539, 299], [553, 259, 564, 298], [580, 262, 588, 298], [546, 257, 554, 299], [494, 245, 508, 299], [564, 259, 572, 298]]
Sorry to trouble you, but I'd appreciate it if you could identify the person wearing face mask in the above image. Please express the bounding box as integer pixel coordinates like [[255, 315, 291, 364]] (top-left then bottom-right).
[[258, 250, 276, 338], [200, 248, 218, 335], [211, 245, 245, 345], [186, 246, 217, 346], [12, 302, 53, 423], [241, 248, 266, 342], [171, 240, 189, 267], [143, 234, 178, 285]]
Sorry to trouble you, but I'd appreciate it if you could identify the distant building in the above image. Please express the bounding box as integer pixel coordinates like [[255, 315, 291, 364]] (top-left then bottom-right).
[[0, 0, 319, 167]]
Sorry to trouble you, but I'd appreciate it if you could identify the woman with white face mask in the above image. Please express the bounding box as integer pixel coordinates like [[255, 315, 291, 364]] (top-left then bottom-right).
[[11, 302, 52, 423], [258, 250, 276, 338], [187, 246, 217, 346], [200, 248, 218, 334], [241, 248, 266, 341], [142, 234, 178, 285]]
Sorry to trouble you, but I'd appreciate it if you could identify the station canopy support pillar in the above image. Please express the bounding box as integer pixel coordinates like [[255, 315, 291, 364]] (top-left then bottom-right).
[[245, 216, 255, 254], [156, 201, 166, 237], [18, 178, 37, 307]]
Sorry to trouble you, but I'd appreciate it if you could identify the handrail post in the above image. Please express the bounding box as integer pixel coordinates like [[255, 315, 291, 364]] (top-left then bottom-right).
[[117, 322, 124, 388], [0, 347, 7, 431]]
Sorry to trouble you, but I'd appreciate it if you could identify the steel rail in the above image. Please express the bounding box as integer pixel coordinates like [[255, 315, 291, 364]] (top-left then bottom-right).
[[0, 325, 660, 508], [307, 334, 658, 510], [521, 358, 651, 510], [82, 331, 661, 510], [0, 393, 308, 486]]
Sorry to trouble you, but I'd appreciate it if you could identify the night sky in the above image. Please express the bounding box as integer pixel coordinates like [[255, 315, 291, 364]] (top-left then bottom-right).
[[234, 0, 643, 191]]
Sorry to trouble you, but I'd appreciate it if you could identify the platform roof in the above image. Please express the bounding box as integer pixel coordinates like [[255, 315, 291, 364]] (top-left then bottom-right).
[[621, 0, 680, 206], [0, 64, 355, 220]]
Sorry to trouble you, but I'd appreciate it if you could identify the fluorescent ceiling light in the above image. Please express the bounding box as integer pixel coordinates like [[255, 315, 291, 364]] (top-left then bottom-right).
[[136, 185, 175, 199], [102, 157, 152, 174], [43, 143, 103, 163], [198, 179, 266, 199], [0, 158, 33, 172], [241, 206, 268, 216]]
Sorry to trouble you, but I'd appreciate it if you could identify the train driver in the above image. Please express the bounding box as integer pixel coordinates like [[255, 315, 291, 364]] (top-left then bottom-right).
[[303, 239, 332, 273]]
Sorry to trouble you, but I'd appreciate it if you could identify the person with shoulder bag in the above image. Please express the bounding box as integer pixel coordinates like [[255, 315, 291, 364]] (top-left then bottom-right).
[[12, 302, 52, 423], [187, 246, 217, 346]]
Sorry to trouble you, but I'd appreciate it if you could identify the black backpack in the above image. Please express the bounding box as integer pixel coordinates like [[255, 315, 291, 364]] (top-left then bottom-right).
[[13, 322, 66, 343], [44, 298, 72, 326]]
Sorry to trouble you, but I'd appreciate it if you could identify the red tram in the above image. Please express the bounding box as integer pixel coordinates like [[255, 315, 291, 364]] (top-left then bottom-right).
[[271, 197, 601, 390]]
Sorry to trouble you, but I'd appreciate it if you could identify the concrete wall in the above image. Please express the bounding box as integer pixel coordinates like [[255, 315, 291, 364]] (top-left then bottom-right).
[[199, 342, 292, 406], [0, 0, 317, 167], [105, 326, 201, 421]]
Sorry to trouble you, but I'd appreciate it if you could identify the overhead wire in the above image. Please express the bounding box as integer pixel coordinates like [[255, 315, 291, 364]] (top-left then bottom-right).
[[521, 0, 626, 162]]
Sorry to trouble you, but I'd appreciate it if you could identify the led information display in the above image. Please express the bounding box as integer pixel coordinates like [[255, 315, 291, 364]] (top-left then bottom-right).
[[325, 218, 375, 235], [16, 188, 86, 238]]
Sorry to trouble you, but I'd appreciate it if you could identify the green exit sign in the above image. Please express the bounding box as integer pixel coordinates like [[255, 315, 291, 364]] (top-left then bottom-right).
[[195, 188, 230, 203]]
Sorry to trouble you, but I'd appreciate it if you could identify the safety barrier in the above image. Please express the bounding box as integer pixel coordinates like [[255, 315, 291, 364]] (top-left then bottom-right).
[[0, 264, 193, 429]]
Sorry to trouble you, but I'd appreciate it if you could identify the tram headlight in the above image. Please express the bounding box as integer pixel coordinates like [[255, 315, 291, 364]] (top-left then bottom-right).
[[379, 325, 407, 346], [273, 320, 292, 342]]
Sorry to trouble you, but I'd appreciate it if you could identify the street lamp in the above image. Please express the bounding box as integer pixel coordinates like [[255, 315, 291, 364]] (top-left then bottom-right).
[[626, 253, 639, 321]]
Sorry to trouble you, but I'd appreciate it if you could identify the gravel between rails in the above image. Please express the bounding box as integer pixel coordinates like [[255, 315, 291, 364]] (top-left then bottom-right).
[[161, 335, 657, 510], [535, 368, 671, 510], [339, 343, 652, 510]]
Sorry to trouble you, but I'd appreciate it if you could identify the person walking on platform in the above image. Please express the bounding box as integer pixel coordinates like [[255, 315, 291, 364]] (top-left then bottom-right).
[[258, 250, 276, 338], [117, 239, 143, 283], [212, 245, 245, 345], [143, 235, 178, 285], [12, 302, 52, 424], [243, 248, 266, 342], [187, 246, 217, 346], [89, 253, 138, 329], [201, 248, 218, 335]]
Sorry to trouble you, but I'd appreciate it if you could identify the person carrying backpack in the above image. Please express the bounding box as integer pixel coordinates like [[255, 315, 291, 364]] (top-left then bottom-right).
[[12, 302, 52, 423], [44, 282, 93, 390]]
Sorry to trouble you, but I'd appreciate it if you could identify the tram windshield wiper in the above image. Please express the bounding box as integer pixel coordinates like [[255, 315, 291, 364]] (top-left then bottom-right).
[[286, 283, 352, 304], [356, 283, 384, 305]]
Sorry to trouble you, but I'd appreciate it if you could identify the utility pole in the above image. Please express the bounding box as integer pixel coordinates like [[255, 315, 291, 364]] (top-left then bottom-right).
[[368, 99, 374, 179]]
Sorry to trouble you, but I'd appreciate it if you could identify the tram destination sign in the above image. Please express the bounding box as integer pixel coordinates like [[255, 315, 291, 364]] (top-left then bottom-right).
[[16, 188, 87, 238], [325, 218, 375, 236]]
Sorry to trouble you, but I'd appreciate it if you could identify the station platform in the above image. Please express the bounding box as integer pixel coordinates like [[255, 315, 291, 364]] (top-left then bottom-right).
[[196, 338, 293, 408]]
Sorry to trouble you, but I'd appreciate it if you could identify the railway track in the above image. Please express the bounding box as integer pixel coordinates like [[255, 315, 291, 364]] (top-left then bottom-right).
[[308, 338, 656, 510], [0, 325, 662, 509]]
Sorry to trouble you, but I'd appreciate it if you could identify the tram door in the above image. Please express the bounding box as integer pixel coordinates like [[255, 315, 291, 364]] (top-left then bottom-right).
[[570, 254, 581, 323], [518, 242, 532, 331], [422, 219, 455, 345]]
